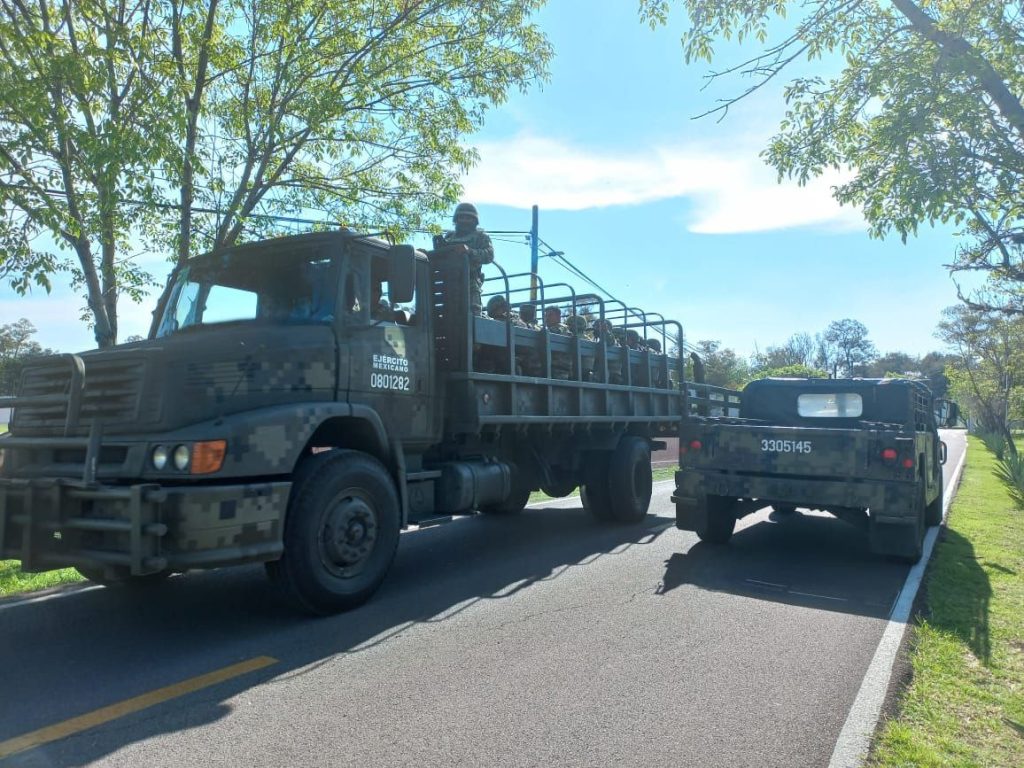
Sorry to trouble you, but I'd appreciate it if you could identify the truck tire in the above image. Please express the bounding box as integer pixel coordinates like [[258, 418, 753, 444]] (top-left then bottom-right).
[[479, 483, 531, 515], [581, 453, 614, 522], [892, 485, 927, 564], [607, 436, 652, 523], [925, 479, 944, 526], [695, 495, 737, 544], [269, 449, 400, 615]]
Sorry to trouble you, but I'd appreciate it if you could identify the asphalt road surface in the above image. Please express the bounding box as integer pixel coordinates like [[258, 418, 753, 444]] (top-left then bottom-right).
[[0, 430, 967, 767]]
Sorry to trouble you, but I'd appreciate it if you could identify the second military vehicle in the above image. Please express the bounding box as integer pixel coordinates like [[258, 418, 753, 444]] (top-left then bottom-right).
[[1, 231, 685, 613], [673, 377, 957, 563]]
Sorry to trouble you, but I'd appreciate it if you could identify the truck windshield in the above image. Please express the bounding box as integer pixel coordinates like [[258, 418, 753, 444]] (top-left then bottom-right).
[[156, 249, 337, 337]]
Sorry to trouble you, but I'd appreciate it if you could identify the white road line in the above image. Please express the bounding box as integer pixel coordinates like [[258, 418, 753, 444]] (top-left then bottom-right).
[[827, 440, 968, 768]]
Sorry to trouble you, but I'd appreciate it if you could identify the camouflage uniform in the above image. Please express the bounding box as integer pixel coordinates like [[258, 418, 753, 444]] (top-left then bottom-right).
[[566, 314, 594, 380], [593, 320, 622, 384], [544, 308, 572, 380], [434, 204, 494, 315]]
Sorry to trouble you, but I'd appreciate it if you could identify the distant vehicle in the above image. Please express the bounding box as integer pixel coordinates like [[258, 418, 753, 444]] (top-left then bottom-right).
[[0, 231, 686, 613], [673, 377, 959, 563]]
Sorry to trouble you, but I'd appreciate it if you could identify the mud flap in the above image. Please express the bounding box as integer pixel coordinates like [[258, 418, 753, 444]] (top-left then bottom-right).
[[868, 518, 919, 558]]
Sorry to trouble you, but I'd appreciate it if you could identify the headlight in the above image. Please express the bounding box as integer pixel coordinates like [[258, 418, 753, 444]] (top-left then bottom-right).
[[173, 444, 191, 471], [152, 445, 169, 470]]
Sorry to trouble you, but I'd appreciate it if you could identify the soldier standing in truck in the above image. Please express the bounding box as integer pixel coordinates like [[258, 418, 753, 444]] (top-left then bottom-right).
[[433, 202, 494, 315]]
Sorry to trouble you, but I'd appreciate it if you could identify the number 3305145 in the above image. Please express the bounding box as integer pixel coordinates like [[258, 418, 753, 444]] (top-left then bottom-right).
[[761, 439, 812, 454]]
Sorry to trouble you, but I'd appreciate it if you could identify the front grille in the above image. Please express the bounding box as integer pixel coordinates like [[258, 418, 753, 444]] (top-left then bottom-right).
[[13, 357, 152, 434]]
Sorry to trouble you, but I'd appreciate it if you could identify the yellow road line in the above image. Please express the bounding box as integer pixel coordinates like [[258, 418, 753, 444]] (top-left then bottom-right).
[[0, 655, 278, 759]]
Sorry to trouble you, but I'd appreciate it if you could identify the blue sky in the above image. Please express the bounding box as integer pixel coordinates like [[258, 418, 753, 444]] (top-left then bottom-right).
[[1, 2, 972, 359]]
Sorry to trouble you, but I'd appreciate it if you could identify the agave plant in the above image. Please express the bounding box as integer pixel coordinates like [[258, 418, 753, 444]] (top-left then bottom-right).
[[994, 451, 1024, 511], [976, 430, 1009, 461]]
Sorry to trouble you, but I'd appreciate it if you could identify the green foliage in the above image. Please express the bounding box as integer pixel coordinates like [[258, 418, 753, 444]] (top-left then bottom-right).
[[0, 318, 53, 395], [639, 0, 1024, 314], [751, 363, 828, 379], [689, 339, 750, 388], [871, 441, 1024, 766], [938, 304, 1024, 439], [975, 429, 1008, 461], [0, 1, 552, 345], [993, 450, 1024, 510]]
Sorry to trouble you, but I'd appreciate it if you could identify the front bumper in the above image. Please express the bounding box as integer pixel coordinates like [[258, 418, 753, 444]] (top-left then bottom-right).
[[0, 477, 290, 575]]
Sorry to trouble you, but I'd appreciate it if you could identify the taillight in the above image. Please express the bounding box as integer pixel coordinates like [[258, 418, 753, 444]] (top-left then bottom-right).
[[881, 448, 898, 461], [902, 458, 914, 469], [689, 440, 702, 451]]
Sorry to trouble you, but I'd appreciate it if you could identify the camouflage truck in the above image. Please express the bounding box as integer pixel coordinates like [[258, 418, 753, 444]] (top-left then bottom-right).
[[0, 231, 685, 613], [672, 377, 958, 563]]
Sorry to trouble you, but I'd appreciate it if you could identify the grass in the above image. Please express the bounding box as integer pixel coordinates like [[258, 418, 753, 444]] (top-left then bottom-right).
[[870, 440, 1024, 768], [527, 464, 676, 505], [0, 561, 83, 598]]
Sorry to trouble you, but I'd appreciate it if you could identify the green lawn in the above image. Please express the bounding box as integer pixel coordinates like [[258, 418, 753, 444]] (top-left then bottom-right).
[[870, 440, 1024, 767], [0, 561, 84, 597]]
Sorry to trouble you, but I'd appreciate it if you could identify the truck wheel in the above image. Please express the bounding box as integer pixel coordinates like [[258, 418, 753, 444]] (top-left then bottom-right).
[[607, 436, 652, 523], [925, 480, 944, 526], [695, 495, 737, 544], [75, 566, 172, 588], [479, 483, 531, 515], [582, 453, 614, 522], [270, 450, 400, 615], [581, 483, 613, 521]]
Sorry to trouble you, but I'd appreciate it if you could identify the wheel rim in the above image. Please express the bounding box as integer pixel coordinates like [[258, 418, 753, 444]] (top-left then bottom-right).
[[317, 487, 379, 579]]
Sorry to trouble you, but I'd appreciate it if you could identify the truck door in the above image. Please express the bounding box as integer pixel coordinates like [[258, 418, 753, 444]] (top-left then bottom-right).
[[344, 246, 435, 444]]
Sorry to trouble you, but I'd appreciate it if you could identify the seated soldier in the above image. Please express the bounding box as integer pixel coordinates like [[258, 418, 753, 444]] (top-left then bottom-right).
[[645, 338, 662, 354], [626, 330, 646, 351], [565, 313, 594, 380], [519, 303, 539, 329]]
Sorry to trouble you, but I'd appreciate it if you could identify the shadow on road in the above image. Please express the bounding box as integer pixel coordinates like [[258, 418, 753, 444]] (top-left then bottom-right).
[[1, 504, 671, 767], [657, 511, 912, 619]]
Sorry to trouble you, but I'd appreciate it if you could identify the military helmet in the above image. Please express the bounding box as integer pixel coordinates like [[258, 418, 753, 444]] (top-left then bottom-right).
[[613, 327, 627, 342], [453, 202, 479, 224], [519, 303, 537, 322], [565, 314, 588, 333], [486, 294, 508, 315], [626, 329, 640, 344], [645, 338, 662, 353]]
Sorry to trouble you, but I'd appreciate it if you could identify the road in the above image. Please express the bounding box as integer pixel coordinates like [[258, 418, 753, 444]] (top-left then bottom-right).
[[0, 430, 967, 767]]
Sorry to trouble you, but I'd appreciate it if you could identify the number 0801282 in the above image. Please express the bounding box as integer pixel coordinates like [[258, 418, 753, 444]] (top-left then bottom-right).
[[370, 372, 411, 391], [760, 439, 812, 454]]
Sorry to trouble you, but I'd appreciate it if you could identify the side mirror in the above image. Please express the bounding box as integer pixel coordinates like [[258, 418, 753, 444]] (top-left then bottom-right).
[[388, 244, 416, 304]]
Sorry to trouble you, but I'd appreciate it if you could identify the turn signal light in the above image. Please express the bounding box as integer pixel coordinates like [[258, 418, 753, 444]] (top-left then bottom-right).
[[191, 440, 227, 475], [880, 448, 898, 461], [902, 458, 915, 469], [689, 440, 703, 451]]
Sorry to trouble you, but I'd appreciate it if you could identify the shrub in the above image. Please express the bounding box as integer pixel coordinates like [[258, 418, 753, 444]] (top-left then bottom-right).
[[994, 451, 1024, 510]]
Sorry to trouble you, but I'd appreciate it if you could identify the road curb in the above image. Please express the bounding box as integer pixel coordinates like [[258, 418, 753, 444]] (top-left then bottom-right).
[[827, 436, 969, 768]]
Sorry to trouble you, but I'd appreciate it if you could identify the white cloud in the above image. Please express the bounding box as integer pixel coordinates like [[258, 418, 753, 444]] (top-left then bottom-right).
[[462, 135, 864, 235]]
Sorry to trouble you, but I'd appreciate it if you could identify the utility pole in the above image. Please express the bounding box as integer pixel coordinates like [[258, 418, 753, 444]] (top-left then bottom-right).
[[530, 205, 539, 302]]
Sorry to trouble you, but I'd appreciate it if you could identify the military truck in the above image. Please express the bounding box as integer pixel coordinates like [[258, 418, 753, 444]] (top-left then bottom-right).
[[0, 231, 685, 613], [672, 377, 957, 563]]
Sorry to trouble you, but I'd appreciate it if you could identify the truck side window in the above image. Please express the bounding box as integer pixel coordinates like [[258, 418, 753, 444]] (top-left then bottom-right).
[[371, 254, 416, 325]]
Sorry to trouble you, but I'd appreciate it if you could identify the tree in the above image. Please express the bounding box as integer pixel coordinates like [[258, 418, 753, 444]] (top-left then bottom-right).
[[0, 318, 54, 394], [752, 332, 816, 370], [751, 363, 828, 380], [639, 1, 1024, 313], [1, 1, 551, 346], [691, 339, 749, 388], [936, 304, 1023, 449], [821, 318, 876, 377], [0, 1, 169, 347]]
